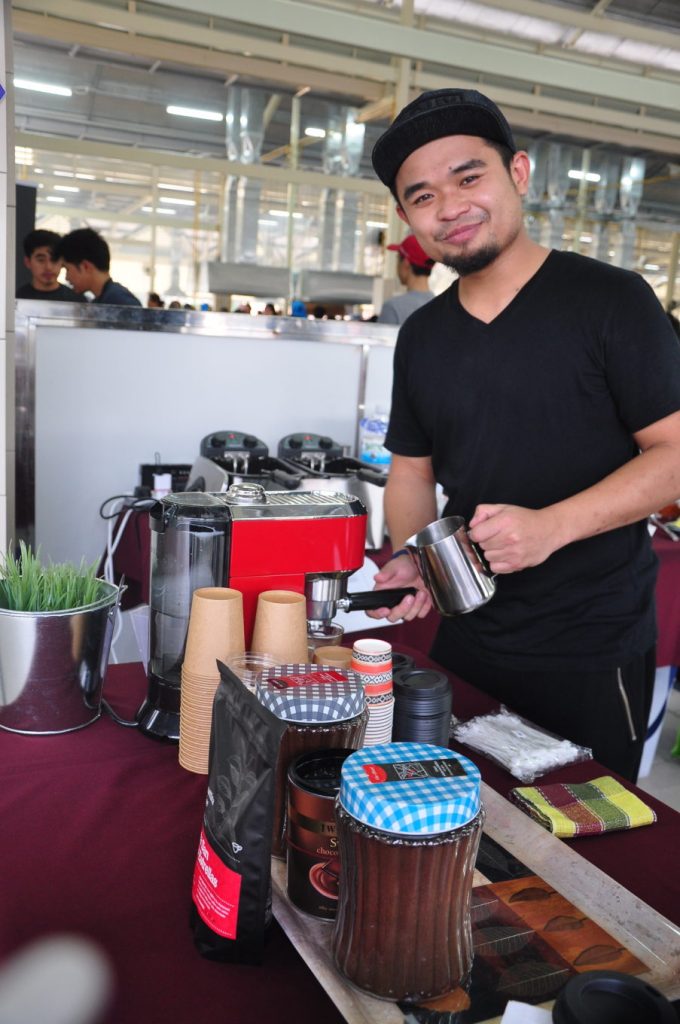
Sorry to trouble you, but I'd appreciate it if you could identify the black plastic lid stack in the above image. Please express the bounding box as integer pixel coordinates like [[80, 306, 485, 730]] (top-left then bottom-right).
[[392, 668, 452, 746], [552, 971, 677, 1024], [391, 652, 416, 674]]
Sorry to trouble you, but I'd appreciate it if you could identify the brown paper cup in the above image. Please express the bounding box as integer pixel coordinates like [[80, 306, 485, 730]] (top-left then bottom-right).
[[183, 587, 245, 677], [251, 590, 308, 663], [312, 645, 354, 669], [178, 664, 220, 775]]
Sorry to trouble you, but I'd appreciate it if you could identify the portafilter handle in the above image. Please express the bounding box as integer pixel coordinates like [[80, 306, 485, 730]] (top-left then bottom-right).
[[337, 588, 417, 613], [305, 574, 416, 626]]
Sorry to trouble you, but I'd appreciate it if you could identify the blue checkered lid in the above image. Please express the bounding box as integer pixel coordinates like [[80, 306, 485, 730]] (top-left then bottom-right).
[[255, 664, 365, 723], [338, 742, 481, 835]]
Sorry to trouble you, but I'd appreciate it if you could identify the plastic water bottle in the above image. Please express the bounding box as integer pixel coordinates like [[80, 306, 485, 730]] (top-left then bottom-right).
[[359, 406, 391, 467]]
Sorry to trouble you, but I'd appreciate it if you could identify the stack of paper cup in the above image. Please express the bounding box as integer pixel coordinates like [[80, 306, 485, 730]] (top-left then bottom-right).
[[251, 590, 309, 664], [350, 638, 394, 746], [179, 587, 245, 774]]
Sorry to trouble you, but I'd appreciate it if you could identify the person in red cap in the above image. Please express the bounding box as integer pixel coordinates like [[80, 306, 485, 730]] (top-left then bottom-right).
[[367, 87, 680, 781], [378, 235, 435, 325]]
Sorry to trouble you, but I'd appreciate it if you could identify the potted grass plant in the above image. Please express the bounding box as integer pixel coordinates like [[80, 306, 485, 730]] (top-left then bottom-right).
[[0, 542, 108, 612], [0, 543, 123, 735]]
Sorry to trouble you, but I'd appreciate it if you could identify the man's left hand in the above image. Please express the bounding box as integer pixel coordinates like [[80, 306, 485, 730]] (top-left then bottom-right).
[[468, 504, 561, 574]]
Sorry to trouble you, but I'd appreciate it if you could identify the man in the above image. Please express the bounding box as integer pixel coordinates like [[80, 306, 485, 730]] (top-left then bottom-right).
[[17, 229, 85, 302], [55, 227, 141, 306], [369, 88, 680, 781], [378, 234, 435, 324]]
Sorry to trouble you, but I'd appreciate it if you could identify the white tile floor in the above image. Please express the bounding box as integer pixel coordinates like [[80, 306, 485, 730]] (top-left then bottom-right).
[[637, 685, 680, 812]]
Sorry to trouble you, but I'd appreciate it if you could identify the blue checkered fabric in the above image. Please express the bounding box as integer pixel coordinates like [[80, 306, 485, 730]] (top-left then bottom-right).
[[256, 664, 365, 723], [339, 742, 481, 835]]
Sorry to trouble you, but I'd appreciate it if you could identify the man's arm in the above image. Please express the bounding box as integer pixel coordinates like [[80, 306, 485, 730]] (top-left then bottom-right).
[[470, 409, 680, 573], [370, 453, 438, 621]]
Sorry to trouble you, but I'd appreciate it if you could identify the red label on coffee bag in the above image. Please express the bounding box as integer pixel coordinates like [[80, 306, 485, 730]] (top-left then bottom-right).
[[192, 828, 242, 939]]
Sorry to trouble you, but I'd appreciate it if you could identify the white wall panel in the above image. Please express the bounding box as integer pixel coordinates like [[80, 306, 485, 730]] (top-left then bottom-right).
[[33, 325, 394, 564]]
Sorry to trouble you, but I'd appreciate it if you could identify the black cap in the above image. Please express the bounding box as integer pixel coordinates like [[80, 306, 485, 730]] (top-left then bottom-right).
[[372, 88, 517, 190]]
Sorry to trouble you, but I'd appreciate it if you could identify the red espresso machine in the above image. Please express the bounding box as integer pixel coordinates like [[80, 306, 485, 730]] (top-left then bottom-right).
[[138, 483, 411, 740]]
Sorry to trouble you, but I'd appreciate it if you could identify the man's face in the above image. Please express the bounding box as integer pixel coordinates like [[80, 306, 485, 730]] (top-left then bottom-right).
[[394, 135, 529, 277], [63, 261, 91, 294], [24, 246, 62, 290]]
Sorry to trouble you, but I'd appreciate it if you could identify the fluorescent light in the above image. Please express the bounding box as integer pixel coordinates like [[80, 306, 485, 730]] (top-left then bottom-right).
[[568, 170, 601, 182], [579, 234, 592, 243], [104, 176, 143, 185], [54, 170, 74, 177], [159, 196, 195, 206], [15, 78, 72, 97], [142, 206, 176, 215], [15, 147, 34, 165], [644, 263, 660, 271], [76, 173, 96, 180], [158, 182, 194, 192], [258, 219, 277, 227], [54, 185, 80, 193], [267, 209, 302, 219], [166, 104, 223, 122], [46, 196, 66, 203], [304, 127, 326, 138], [366, 220, 388, 228]]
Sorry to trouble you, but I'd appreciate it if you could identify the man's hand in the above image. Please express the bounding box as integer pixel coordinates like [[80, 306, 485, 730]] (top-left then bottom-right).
[[469, 504, 561, 573], [367, 554, 433, 622]]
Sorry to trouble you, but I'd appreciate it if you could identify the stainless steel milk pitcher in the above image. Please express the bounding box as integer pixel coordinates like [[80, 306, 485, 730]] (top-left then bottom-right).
[[404, 516, 496, 615]]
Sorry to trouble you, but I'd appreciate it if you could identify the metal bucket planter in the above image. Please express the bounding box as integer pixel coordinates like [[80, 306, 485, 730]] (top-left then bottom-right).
[[0, 581, 123, 735]]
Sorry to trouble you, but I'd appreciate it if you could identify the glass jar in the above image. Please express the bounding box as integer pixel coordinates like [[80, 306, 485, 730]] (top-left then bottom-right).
[[331, 742, 483, 1001], [255, 664, 367, 858]]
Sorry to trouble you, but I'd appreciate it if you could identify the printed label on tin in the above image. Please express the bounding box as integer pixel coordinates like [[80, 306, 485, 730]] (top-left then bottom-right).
[[268, 670, 347, 690], [362, 758, 467, 784], [192, 828, 242, 939]]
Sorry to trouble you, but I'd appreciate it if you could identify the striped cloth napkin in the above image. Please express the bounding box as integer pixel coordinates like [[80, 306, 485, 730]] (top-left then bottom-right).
[[509, 775, 657, 838]]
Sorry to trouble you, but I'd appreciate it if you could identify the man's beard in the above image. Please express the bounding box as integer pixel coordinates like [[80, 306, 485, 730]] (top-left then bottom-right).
[[441, 243, 502, 277]]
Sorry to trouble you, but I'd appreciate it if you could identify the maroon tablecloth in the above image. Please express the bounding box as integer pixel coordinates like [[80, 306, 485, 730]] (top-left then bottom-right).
[[1, 654, 678, 1024]]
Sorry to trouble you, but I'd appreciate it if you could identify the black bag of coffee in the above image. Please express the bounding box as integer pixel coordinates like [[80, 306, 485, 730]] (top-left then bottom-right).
[[191, 662, 288, 964]]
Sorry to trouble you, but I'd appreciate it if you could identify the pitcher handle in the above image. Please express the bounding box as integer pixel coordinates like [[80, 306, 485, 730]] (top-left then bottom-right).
[[467, 533, 496, 579]]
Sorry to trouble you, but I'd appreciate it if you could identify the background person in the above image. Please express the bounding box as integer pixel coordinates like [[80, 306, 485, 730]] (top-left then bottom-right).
[[378, 234, 435, 324], [368, 87, 680, 781], [55, 228, 141, 306], [17, 229, 85, 302]]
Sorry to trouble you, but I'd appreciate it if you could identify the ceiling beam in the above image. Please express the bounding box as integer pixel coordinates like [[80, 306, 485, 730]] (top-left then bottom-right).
[[15, 130, 386, 194], [12, 3, 393, 93], [412, 71, 680, 152], [430, 0, 680, 49], [142, 0, 680, 113]]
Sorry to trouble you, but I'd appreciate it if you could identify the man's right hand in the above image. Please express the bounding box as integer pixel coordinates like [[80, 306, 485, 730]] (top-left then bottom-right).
[[367, 553, 433, 622]]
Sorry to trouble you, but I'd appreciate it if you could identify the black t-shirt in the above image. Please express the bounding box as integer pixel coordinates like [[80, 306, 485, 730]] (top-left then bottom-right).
[[16, 282, 85, 302], [386, 250, 680, 670], [94, 279, 141, 307]]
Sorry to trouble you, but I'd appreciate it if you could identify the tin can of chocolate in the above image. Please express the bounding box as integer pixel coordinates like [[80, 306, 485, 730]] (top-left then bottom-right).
[[286, 749, 354, 919]]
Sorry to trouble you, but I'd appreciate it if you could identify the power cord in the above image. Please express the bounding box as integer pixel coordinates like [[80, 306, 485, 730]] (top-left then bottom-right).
[[101, 699, 139, 729], [98, 493, 155, 677]]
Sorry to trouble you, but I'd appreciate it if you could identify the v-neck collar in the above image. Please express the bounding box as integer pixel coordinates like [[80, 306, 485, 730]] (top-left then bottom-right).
[[451, 249, 555, 328]]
